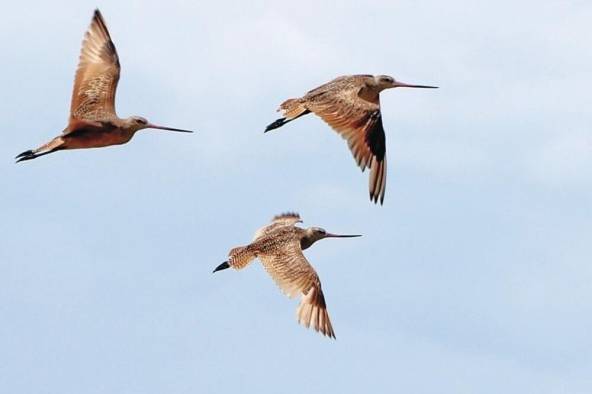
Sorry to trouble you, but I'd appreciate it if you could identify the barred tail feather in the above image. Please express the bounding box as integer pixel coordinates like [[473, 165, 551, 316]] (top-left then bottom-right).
[[264, 98, 310, 132], [228, 246, 256, 270], [279, 98, 309, 120], [15, 137, 65, 163]]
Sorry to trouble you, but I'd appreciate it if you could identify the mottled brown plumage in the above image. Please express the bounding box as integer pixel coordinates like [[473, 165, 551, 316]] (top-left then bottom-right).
[[213, 213, 362, 339], [70, 9, 120, 123], [16, 9, 193, 163], [265, 74, 437, 204]]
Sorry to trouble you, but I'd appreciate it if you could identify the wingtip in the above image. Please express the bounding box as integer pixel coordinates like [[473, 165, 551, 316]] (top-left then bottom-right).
[[92, 8, 109, 29], [371, 196, 385, 206], [322, 323, 336, 340], [369, 192, 379, 205], [323, 327, 336, 340]]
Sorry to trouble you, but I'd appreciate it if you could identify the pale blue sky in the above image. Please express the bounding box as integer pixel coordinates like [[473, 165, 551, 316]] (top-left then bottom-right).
[[1, 1, 591, 393]]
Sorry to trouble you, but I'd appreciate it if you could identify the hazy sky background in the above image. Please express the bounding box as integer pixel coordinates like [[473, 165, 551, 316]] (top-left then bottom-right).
[[1, 1, 591, 393]]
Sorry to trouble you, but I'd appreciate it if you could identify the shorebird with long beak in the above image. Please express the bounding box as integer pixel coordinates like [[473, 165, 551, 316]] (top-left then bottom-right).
[[213, 212, 361, 339], [265, 75, 437, 204], [16, 9, 193, 163]]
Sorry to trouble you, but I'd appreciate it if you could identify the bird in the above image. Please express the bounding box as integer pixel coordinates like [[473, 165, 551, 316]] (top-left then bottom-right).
[[213, 212, 361, 339], [265, 74, 437, 204], [16, 9, 193, 163]]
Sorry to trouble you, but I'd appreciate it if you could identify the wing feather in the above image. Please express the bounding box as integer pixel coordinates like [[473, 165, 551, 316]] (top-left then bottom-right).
[[252, 212, 302, 241], [69, 9, 120, 126], [300, 77, 388, 204], [257, 237, 336, 339]]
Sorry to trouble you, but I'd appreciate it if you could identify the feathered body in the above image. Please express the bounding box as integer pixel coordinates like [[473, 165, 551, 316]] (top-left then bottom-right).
[[266, 74, 437, 204], [215, 213, 362, 339], [16, 9, 192, 163]]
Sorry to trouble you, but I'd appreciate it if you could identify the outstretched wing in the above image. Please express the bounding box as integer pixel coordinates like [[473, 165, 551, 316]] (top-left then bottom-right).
[[303, 77, 387, 204], [271, 212, 302, 226], [69, 9, 120, 127], [257, 237, 335, 339], [252, 212, 303, 242]]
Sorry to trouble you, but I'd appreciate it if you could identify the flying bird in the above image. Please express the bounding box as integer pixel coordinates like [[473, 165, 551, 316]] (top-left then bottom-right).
[[16, 9, 193, 163], [213, 213, 361, 339], [265, 75, 437, 204]]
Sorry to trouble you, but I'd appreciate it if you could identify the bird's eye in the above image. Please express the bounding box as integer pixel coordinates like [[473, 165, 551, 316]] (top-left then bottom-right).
[[137, 118, 147, 124]]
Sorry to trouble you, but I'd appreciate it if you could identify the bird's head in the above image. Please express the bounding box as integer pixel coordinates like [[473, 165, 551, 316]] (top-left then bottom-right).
[[301, 227, 362, 250], [374, 75, 438, 91], [124, 116, 194, 133]]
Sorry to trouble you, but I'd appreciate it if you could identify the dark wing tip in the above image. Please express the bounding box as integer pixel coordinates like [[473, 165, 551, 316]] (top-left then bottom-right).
[[326, 328, 337, 340], [90, 8, 113, 41], [369, 191, 385, 205], [93, 9, 105, 25], [364, 110, 386, 161], [87, 8, 119, 68], [368, 157, 386, 205], [316, 289, 336, 339]]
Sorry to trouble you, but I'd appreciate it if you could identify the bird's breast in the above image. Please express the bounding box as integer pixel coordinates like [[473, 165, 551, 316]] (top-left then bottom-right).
[[64, 127, 134, 149]]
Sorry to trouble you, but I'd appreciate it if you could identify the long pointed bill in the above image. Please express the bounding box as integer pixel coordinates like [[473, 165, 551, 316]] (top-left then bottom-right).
[[325, 233, 362, 238], [393, 81, 438, 89], [147, 123, 194, 133]]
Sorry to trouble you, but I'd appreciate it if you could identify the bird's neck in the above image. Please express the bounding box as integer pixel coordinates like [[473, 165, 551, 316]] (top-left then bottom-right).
[[359, 84, 381, 103], [300, 235, 315, 250], [300, 230, 320, 250]]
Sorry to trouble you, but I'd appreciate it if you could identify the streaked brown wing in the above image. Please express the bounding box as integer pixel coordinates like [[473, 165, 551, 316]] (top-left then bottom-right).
[[258, 239, 335, 339], [305, 85, 387, 204], [252, 212, 303, 241], [69, 9, 120, 127]]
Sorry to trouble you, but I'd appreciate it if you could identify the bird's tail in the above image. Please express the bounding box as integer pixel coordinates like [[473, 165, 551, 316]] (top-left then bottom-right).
[[264, 99, 310, 132], [15, 137, 64, 163], [227, 245, 257, 270], [15, 150, 40, 163]]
